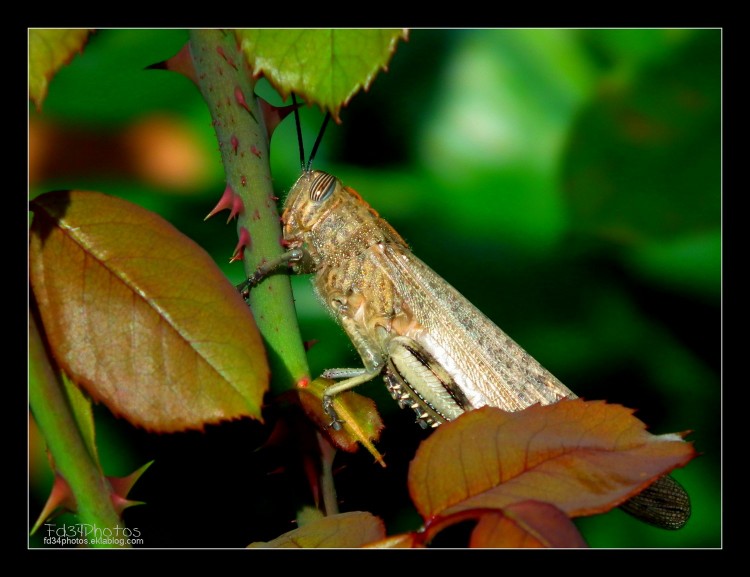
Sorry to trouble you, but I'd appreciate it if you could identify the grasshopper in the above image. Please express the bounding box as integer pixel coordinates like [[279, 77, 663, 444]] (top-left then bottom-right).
[[241, 106, 691, 530]]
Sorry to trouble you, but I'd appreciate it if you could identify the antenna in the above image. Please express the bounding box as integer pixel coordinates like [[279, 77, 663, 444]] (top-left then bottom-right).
[[307, 113, 331, 171], [291, 94, 331, 173], [291, 94, 305, 172]]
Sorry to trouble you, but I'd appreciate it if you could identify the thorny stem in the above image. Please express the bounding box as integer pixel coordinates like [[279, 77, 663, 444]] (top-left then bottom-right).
[[189, 30, 340, 522], [29, 307, 128, 548], [188, 30, 309, 392]]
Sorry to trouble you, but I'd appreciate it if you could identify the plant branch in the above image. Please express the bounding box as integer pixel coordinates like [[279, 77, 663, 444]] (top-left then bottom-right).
[[188, 29, 309, 392], [28, 307, 128, 548], [317, 432, 339, 516]]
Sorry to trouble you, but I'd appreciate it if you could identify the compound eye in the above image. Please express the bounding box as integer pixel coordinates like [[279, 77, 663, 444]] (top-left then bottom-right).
[[309, 172, 337, 202]]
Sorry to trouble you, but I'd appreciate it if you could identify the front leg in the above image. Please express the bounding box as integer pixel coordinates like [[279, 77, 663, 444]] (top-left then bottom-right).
[[237, 248, 311, 298]]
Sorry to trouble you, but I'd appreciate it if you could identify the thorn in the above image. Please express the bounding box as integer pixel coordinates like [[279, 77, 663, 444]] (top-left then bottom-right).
[[227, 193, 245, 223], [259, 98, 299, 141], [107, 460, 153, 514], [240, 175, 247, 187], [231, 135, 239, 154], [108, 461, 153, 498], [297, 377, 310, 388], [110, 494, 145, 516], [303, 339, 318, 351], [147, 42, 197, 85], [230, 227, 251, 263], [204, 185, 235, 221], [250, 145, 262, 158], [234, 86, 257, 122], [216, 45, 238, 70], [29, 473, 77, 535], [107, 461, 154, 517]]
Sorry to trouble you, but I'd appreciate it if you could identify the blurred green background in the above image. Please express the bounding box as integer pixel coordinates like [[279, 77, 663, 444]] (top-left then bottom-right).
[[29, 29, 720, 548]]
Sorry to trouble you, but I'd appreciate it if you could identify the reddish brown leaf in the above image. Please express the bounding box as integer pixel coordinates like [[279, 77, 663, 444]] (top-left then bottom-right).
[[298, 378, 385, 466], [409, 401, 695, 521], [247, 511, 385, 548], [29, 190, 269, 432], [469, 501, 588, 548]]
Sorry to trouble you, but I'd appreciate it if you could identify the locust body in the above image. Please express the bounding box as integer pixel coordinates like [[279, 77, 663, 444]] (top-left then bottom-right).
[[244, 168, 690, 530], [279, 170, 576, 428]]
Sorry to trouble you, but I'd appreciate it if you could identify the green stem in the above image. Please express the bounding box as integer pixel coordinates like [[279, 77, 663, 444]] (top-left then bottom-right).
[[317, 432, 339, 516], [29, 308, 128, 548], [188, 29, 309, 392]]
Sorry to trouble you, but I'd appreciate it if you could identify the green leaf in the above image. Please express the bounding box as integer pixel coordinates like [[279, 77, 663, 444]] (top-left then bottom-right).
[[29, 29, 91, 109], [408, 401, 695, 521], [60, 371, 99, 466], [236, 29, 408, 121], [247, 511, 385, 548], [29, 190, 269, 432]]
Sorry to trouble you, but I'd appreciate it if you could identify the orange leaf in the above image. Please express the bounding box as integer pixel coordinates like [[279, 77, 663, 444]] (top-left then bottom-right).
[[469, 501, 588, 548], [298, 378, 385, 466], [29, 190, 269, 432], [409, 400, 695, 521], [247, 511, 385, 548]]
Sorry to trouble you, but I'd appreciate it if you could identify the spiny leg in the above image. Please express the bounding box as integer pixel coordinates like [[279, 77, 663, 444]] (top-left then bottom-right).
[[320, 367, 383, 430]]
